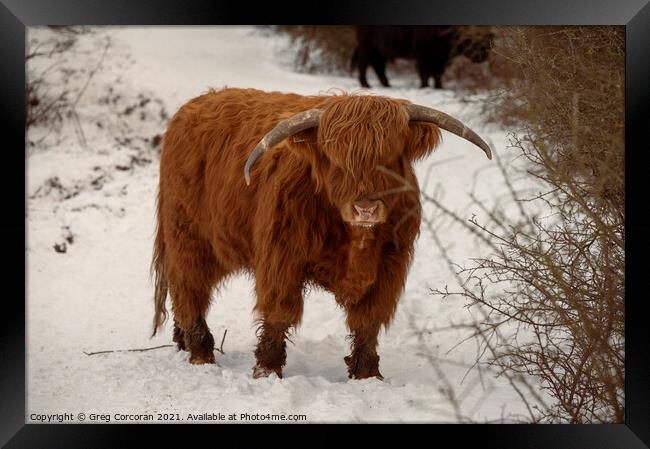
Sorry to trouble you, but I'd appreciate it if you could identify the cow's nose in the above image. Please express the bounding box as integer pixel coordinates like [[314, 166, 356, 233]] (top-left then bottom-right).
[[353, 199, 381, 222]]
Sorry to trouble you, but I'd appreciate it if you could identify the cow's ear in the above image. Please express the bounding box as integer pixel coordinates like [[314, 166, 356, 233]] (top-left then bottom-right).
[[403, 122, 442, 162], [287, 127, 329, 191]]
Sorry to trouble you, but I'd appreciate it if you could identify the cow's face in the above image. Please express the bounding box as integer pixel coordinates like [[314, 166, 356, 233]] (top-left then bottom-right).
[[304, 97, 441, 230], [246, 94, 490, 229], [320, 153, 399, 229]]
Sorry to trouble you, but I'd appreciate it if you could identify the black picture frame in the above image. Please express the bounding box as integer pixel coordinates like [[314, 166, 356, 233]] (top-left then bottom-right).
[[3, 0, 649, 447]]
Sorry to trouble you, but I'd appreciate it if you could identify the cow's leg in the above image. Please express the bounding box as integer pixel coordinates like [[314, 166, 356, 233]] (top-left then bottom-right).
[[416, 59, 430, 88], [172, 317, 218, 360], [370, 53, 390, 87], [165, 210, 226, 365], [431, 55, 448, 89], [358, 63, 371, 88], [342, 249, 412, 380], [252, 319, 291, 379], [344, 309, 383, 380], [252, 264, 305, 378], [433, 72, 443, 89], [356, 51, 371, 88], [168, 278, 216, 364]]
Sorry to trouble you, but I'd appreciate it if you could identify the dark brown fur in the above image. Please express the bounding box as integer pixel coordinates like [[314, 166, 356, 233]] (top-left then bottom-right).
[[152, 87, 440, 379]]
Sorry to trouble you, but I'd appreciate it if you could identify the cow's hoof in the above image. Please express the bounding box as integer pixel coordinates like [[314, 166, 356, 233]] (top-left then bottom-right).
[[344, 355, 383, 380], [189, 353, 215, 365], [347, 368, 384, 381], [352, 372, 384, 381], [252, 364, 283, 379]]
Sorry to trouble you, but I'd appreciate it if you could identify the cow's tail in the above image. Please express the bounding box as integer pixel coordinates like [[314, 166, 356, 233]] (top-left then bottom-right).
[[151, 189, 169, 337], [349, 46, 358, 73]]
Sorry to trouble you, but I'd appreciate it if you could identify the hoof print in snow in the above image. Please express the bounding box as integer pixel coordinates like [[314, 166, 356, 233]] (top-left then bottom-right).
[[53, 242, 67, 253]]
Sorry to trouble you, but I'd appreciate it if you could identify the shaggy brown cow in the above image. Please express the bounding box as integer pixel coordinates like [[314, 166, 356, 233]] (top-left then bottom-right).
[[151, 87, 491, 380]]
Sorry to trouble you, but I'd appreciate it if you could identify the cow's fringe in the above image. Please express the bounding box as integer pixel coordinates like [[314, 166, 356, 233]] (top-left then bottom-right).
[[151, 189, 168, 337]]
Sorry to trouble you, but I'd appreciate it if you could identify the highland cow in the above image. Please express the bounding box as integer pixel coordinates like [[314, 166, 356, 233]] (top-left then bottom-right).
[[151, 87, 491, 380]]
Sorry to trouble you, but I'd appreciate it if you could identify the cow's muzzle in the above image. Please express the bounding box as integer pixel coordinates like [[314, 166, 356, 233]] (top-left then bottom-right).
[[341, 199, 387, 228]]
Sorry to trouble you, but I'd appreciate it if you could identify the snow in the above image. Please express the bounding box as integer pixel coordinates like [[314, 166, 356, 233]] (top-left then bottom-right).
[[26, 26, 534, 423]]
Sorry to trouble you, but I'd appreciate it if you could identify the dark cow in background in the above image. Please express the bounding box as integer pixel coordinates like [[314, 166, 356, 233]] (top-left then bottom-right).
[[351, 26, 493, 89]]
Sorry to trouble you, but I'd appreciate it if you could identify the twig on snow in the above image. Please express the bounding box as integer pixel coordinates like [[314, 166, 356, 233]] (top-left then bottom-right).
[[83, 344, 173, 356], [216, 329, 228, 355], [83, 329, 228, 356]]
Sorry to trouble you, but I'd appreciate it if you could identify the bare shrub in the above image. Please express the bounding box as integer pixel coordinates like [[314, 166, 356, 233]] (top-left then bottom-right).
[[26, 27, 94, 126], [27, 27, 168, 154], [274, 26, 356, 74], [26, 26, 108, 148], [424, 26, 624, 423], [441, 26, 500, 92]]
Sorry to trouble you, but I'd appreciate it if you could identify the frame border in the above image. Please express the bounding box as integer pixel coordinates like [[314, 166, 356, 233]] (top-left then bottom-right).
[[3, 0, 648, 447]]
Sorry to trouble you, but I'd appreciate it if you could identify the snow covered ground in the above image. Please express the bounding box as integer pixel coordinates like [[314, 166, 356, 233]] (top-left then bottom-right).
[[26, 26, 533, 423]]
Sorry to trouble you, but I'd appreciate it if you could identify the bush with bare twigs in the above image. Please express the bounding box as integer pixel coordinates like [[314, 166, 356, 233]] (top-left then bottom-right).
[[423, 26, 624, 423], [274, 26, 356, 74], [26, 27, 95, 130], [27, 26, 169, 208]]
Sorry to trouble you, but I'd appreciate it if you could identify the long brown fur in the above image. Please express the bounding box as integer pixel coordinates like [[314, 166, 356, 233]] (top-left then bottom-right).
[[152, 87, 441, 378]]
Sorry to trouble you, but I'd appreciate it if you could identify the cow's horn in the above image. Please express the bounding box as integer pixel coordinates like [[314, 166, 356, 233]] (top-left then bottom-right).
[[244, 108, 324, 185], [405, 103, 492, 160]]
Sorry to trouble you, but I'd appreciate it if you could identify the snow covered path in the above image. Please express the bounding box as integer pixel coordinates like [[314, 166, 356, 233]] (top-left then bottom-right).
[[27, 26, 526, 423]]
